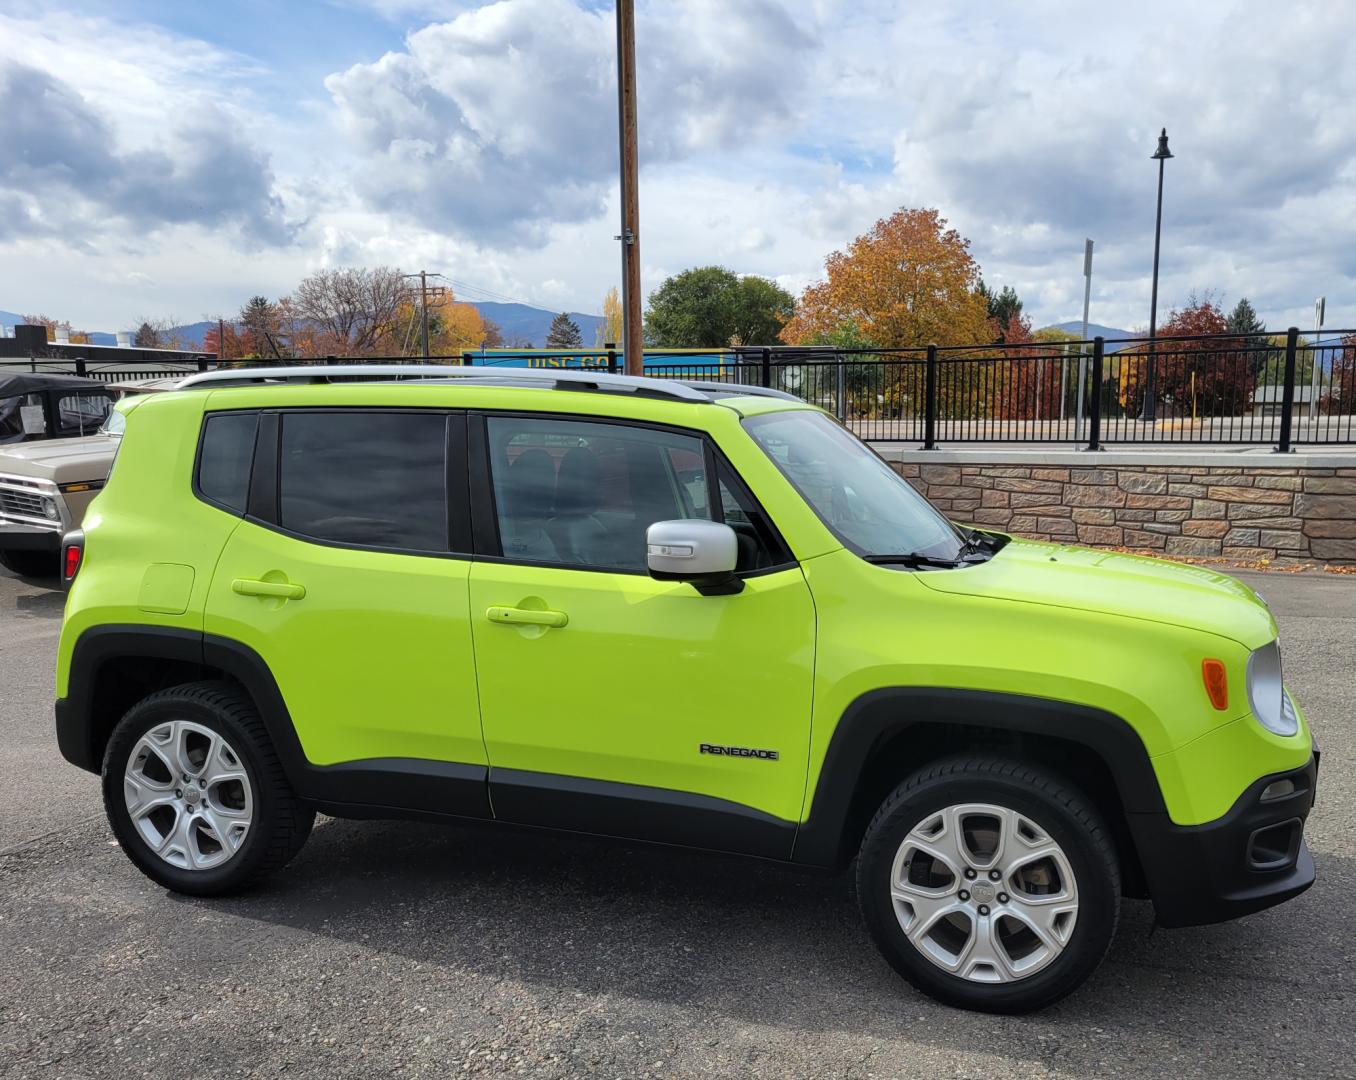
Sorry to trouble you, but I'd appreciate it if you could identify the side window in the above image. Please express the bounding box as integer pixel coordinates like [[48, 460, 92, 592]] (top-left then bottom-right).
[[197, 412, 258, 514], [55, 392, 114, 437], [278, 411, 449, 552], [486, 416, 711, 571]]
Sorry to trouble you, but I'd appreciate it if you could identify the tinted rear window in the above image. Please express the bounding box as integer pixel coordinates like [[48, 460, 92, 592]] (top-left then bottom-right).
[[279, 411, 448, 552], [198, 412, 258, 513]]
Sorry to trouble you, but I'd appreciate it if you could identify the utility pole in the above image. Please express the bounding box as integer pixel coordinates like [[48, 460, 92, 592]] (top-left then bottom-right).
[[403, 271, 447, 359], [1076, 239, 1094, 438], [615, 0, 644, 376], [420, 270, 430, 359], [1309, 296, 1325, 425]]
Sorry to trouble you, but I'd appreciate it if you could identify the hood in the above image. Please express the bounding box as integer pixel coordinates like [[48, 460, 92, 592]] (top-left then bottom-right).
[[915, 537, 1277, 649], [0, 434, 117, 481]]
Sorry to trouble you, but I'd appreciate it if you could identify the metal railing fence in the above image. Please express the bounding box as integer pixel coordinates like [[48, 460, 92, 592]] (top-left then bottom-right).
[[3, 329, 1352, 451]]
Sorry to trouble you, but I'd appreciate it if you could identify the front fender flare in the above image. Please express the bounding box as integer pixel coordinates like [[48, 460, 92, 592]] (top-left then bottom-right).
[[790, 687, 1166, 867]]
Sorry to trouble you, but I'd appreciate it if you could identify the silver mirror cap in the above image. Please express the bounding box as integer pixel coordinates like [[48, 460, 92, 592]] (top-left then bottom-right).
[[646, 519, 739, 580]]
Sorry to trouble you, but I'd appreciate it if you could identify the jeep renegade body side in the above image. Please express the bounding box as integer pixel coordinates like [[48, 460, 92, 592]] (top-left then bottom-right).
[[54, 374, 1317, 1013]]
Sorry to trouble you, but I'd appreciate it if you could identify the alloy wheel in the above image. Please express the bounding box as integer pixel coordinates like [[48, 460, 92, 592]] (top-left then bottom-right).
[[889, 802, 1079, 983], [123, 720, 254, 871]]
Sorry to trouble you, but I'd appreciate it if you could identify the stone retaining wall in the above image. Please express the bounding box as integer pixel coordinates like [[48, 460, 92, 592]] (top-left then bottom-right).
[[888, 457, 1356, 565]]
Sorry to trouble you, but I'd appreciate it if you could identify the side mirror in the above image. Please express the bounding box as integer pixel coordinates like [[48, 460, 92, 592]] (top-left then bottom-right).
[[646, 519, 743, 596]]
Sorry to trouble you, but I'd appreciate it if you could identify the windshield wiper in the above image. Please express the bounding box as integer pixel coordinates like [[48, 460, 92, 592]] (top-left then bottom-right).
[[864, 552, 964, 570]]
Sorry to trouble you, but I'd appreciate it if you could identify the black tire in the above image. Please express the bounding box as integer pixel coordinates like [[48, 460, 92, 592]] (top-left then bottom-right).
[[0, 548, 58, 578], [856, 757, 1120, 1014], [102, 680, 315, 896]]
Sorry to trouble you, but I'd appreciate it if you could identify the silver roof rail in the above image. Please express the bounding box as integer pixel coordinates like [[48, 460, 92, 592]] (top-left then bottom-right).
[[175, 364, 712, 403], [681, 380, 802, 402], [175, 364, 484, 388]]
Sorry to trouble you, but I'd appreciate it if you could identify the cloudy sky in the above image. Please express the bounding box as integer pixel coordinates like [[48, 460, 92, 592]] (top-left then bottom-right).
[[1, 0, 1353, 335]]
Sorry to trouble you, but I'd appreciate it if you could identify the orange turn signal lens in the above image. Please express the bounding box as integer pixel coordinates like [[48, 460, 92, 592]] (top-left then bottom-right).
[[1201, 659, 1229, 711]]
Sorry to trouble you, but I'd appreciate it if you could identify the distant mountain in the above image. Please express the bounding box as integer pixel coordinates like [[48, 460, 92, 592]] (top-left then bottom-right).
[[1040, 321, 1138, 353], [2, 304, 605, 352], [171, 321, 216, 349], [467, 302, 605, 349]]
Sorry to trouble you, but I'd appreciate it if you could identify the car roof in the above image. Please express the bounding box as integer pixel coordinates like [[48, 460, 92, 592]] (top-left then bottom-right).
[[0, 371, 111, 396]]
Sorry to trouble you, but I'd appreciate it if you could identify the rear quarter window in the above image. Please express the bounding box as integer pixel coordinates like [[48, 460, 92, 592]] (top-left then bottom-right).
[[196, 412, 259, 514]]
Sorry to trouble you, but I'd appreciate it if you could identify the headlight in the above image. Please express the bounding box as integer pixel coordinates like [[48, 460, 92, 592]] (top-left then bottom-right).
[[40, 497, 59, 521], [1246, 640, 1297, 736]]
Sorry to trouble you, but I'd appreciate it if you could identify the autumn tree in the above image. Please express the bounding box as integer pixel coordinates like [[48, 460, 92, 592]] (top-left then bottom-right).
[[203, 320, 244, 360], [596, 286, 624, 347], [546, 312, 583, 348], [781, 209, 990, 349], [1321, 333, 1356, 415], [481, 318, 505, 349], [1117, 295, 1253, 418], [644, 267, 792, 347], [288, 267, 411, 356]]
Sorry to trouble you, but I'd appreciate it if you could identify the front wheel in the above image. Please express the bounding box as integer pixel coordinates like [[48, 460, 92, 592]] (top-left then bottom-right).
[[102, 681, 314, 895], [856, 757, 1120, 1013]]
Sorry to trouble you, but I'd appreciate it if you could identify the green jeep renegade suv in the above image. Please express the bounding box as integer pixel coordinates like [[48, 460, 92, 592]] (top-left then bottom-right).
[[54, 366, 1318, 1013]]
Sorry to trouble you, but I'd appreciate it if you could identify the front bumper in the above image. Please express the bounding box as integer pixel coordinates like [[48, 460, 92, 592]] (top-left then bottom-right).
[[0, 521, 61, 551], [1128, 752, 1318, 928]]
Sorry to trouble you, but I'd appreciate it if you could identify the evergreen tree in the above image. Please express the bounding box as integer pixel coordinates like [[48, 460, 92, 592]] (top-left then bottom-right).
[[1227, 298, 1271, 376], [1226, 297, 1266, 337], [239, 295, 281, 356], [977, 279, 1024, 337], [132, 321, 160, 348], [545, 312, 583, 348]]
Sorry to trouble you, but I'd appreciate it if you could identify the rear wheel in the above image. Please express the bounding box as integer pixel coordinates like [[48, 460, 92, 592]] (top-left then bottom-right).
[[102, 681, 314, 895], [856, 757, 1119, 1013], [0, 548, 58, 578]]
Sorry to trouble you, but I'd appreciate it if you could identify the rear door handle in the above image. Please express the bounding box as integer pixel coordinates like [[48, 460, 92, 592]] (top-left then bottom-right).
[[233, 578, 306, 600], [486, 606, 568, 628]]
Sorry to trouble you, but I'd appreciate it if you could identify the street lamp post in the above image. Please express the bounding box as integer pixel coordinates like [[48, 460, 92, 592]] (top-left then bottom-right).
[[1144, 128, 1173, 422]]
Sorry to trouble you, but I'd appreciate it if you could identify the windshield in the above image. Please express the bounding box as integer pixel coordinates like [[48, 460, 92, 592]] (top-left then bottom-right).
[[744, 410, 962, 561], [99, 410, 126, 437]]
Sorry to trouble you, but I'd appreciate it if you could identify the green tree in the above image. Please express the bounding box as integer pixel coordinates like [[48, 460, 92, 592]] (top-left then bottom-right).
[[239, 295, 282, 357], [731, 275, 794, 345], [546, 312, 583, 348], [133, 321, 161, 348], [1226, 297, 1266, 337], [978, 280, 1024, 338], [644, 266, 792, 347]]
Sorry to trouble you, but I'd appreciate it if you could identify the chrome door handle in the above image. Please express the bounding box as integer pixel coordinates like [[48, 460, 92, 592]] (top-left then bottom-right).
[[486, 606, 568, 628], [233, 578, 306, 601]]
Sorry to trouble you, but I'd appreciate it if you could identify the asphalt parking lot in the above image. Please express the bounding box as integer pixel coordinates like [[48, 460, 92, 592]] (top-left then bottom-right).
[[1, 565, 1353, 1079]]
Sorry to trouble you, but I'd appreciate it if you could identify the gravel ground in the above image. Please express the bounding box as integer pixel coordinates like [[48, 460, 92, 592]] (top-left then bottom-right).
[[1, 564, 1352, 1079]]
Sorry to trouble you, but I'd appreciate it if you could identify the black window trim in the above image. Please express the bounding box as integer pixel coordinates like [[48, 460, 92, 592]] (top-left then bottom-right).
[[229, 405, 473, 561], [468, 408, 796, 578], [192, 407, 260, 517]]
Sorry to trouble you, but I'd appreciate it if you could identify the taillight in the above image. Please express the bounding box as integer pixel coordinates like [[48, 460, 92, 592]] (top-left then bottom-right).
[[1201, 658, 1229, 711], [61, 530, 84, 586]]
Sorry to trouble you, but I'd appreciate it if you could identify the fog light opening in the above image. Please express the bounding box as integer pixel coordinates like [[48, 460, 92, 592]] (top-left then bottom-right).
[[1260, 779, 1296, 803]]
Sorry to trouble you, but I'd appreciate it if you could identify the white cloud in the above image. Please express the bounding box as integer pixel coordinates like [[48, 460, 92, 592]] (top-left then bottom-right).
[[3, 0, 1356, 336], [326, 0, 812, 242]]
